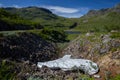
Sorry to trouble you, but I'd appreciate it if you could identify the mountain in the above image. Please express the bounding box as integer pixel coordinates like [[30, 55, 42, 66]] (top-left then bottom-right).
[[73, 3, 120, 32], [3, 6, 74, 29], [0, 8, 43, 31], [0, 7, 73, 31], [4, 6, 59, 21], [84, 3, 120, 17]]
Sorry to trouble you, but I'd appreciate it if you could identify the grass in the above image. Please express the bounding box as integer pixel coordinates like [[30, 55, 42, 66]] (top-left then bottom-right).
[[0, 60, 16, 80], [27, 76, 43, 80], [71, 12, 120, 33], [111, 74, 120, 80], [77, 74, 94, 80], [67, 34, 79, 41], [110, 32, 120, 39], [0, 29, 42, 36]]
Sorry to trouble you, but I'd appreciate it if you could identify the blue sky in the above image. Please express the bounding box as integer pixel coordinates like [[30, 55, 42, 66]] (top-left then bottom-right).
[[0, 0, 120, 18]]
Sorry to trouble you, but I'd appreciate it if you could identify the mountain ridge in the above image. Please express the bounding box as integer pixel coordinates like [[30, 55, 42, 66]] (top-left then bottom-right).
[[4, 6, 60, 21], [84, 3, 120, 17], [72, 3, 120, 32]]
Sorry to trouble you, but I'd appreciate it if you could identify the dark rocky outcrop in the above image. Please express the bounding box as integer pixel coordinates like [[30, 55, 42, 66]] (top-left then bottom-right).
[[0, 32, 57, 63], [0, 20, 33, 31]]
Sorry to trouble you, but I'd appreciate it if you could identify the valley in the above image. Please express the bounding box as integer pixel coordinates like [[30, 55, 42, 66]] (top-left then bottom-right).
[[0, 3, 120, 80]]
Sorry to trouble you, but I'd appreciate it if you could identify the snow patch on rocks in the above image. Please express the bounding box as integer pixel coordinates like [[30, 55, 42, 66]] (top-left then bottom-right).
[[37, 55, 99, 75]]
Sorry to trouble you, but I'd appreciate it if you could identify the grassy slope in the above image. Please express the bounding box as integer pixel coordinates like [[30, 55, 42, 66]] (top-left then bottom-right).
[[72, 12, 120, 32], [4, 7, 75, 30], [0, 8, 43, 31]]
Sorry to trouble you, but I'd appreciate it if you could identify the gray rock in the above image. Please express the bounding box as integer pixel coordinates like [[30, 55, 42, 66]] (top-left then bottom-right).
[[93, 75, 101, 78]]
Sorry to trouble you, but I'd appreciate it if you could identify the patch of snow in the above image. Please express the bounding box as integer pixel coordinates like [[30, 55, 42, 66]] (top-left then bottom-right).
[[37, 55, 99, 75]]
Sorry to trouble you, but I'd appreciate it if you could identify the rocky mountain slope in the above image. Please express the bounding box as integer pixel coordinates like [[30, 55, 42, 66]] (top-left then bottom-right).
[[61, 32, 120, 80]]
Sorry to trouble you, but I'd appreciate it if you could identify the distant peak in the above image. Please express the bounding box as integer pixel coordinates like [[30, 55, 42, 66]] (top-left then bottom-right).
[[115, 3, 120, 8], [24, 6, 53, 14], [85, 3, 120, 17]]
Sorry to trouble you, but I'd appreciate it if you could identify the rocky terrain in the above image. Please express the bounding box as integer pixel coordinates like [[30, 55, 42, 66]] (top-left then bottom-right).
[[62, 32, 120, 80], [0, 30, 120, 80], [0, 32, 57, 63]]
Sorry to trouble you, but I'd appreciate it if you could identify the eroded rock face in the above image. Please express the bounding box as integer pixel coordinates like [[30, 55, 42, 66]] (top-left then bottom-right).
[[37, 55, 99, 75]]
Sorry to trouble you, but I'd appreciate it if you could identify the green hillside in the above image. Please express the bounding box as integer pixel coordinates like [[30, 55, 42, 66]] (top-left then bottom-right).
[[0, 8, 43, 31], [2, 4, 120, 32], [4, 7, 75, 30], [5, 6, 58, 20], [72, 4, 120, 32]]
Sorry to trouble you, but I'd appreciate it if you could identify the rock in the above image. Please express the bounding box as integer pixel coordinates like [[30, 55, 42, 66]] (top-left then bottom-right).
[[0, 32, 57, 63], [93, 75, 101, 78], [83, 20, 88, 23], [111, 30, 118, 33], [101, 34, 111, 43], [37, 55, 99, 75], [86, 32, 91, 36], [111, 50, 120, 59]]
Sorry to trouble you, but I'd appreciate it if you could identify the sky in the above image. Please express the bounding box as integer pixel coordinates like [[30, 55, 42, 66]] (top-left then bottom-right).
[[0, 0, 120, 18]]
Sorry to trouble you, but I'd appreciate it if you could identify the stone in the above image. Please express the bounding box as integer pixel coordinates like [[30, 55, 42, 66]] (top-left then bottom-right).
[[93, 75, 101, 78]]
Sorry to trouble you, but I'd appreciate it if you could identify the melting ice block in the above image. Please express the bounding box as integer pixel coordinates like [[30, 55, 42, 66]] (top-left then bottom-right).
[[37, 55, 99, 75]]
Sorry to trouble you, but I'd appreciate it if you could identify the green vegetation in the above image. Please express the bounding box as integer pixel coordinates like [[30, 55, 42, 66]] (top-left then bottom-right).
[[111, 75, 120, 80], [5, 7, 58, 21], [110, 32, 120, 39], [30, 28, 68, 42], [27, 77, 43, 80], [0, 8, 43, 31], [72, 12, 120, 32], [77, 75, 94, 80], [67, 34, 79, 41], [0, 60, 15, 80], [3, 7, 76, 30]]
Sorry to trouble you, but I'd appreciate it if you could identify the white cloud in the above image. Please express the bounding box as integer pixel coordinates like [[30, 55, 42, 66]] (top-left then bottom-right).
[[12, 5, 21, 8], [42, 5, 79, 13], [59, 13, 83, 18], [41, 5, 89, 18]]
